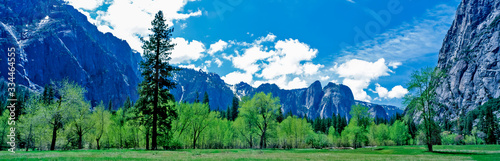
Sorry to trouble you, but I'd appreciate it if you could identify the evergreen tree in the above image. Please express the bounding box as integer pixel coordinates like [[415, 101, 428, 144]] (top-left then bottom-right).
[[42, 84, 55, 104], [194, 91, 200, 103], [226, 106, 232, 120], [137, 10, 178, 150], [108, 100, 113, 111], [276, 108, 284, 123], [123, 96, 132, 112], [231, 96, 239, 121], [203, 91, 209, 105]]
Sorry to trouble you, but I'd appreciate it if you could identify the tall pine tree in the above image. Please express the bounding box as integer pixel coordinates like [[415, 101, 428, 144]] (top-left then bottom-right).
[[138, 10, 178, 150], [231, 96, 239, 121]]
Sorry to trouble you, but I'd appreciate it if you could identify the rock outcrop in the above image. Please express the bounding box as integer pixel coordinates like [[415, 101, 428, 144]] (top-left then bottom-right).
[[0, 0, 142, 109], [434, 0, 500, 121]]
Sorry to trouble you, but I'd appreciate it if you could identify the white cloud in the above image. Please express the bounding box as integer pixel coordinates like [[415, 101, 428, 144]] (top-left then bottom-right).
[[207, 40, 229, 55], [346, 0, 355, 3], [287, 77, 308, 89], [373, 83, 408, 99], [320, 76, 330, 81], [342, 78, 372, 102], [180, 23, 187, 30], [65, 0, 104, 10], [226, 36, 323, 89], [222, 71, 253, 85], [178, 64, 207, 72], [255, 33, 277, 44], [338, 4, 455, 62], [252, 76, 308, 90], [214, 58, 223, 67], [204, 60, 212, 67], [388, 62, 402, 69], [170, 38, 205, 64], [260, 39, 320, 79], [66, 0, 202, 52], [232, 46, 275, 74], [333, 58, 392, 102], [303, 63, 324, 75], [387, 85, 409, 98], [221, 32, 328, 90], [334, 58, 390, 80]]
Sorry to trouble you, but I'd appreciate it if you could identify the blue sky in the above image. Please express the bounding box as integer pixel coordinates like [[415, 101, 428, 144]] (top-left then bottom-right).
[[65, 0, 460, 107]]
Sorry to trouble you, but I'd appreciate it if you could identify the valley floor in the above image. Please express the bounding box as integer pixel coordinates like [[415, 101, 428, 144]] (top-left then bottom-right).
[[1, 145, 499, 160]]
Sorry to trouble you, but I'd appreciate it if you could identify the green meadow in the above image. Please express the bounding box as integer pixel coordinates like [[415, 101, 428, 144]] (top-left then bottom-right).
[[1, 145, 499, 161]]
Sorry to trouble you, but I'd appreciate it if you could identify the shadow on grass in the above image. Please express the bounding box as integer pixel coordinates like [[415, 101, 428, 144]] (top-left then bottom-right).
[[431, 151, 487, 155]]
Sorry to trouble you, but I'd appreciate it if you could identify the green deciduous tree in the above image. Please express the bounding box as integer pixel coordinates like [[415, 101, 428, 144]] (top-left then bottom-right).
[[239, 92, 280, 149], [90, 102, 111, 150], [405, 67, 444, 152], [389, 120, 410, 145], [41, 80, 88, 150], [279, 116, 312, 148]]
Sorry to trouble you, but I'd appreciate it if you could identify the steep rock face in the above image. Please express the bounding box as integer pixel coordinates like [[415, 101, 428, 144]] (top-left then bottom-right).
[[316, 83, 354, 119], [170, 68, 235, 110], [171, 69, 403, 119], [304, 81, 324, 117], [435, 0, 500, 120], [0, 0, 142, 108]]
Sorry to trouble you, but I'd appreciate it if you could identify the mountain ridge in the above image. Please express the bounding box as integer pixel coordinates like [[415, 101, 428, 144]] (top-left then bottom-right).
[[171, 68, 403, 120]]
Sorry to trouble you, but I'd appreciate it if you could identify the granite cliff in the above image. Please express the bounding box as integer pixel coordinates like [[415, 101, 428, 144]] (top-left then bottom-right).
[[434, 0, 500, 121]]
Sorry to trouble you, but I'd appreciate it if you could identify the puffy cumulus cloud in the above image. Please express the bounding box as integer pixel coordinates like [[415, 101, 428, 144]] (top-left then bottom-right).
[[223, 33, 323, 90], [334, 58, 390, 80], [303, 63, 324, 75], [260, 39, 320, 79], [286, 77, 308, 89], [387, 85, 409, 98], [170, 38, 205, 64], [207, 40, 229, 55], [221, 71, 253, 85], [66, 0, 202, 52], [232, 46, 275, 74], [320, 76, 330, 81], [333, 58, 392, 102], [373, 84, 409, 99], [342, 78, 372, 102]]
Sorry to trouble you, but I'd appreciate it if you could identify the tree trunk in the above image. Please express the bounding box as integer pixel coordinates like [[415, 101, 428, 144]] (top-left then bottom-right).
[[151, 35, 161, 151], [26, 124, 32, 151], [427, 143, 433, 152], [260, 130, 266, 149], [78, 132, 83, 149], [146, 129, 150, 150], [50, 124, 57, 150], [96, 138, 101, 150], [193, 136, 197, 149]]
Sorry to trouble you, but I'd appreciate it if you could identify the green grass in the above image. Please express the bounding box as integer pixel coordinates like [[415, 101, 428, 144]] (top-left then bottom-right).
[[1, 145, 499, 161]]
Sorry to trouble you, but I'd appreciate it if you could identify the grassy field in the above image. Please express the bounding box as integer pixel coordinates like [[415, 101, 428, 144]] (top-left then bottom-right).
[[1, 145, 499, 160]]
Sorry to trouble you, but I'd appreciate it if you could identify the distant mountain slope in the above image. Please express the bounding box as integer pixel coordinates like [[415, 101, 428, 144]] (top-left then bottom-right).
[[433, 0, 500, 121], [0, 0, 142, 109], [171, 68, 403, 120]]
